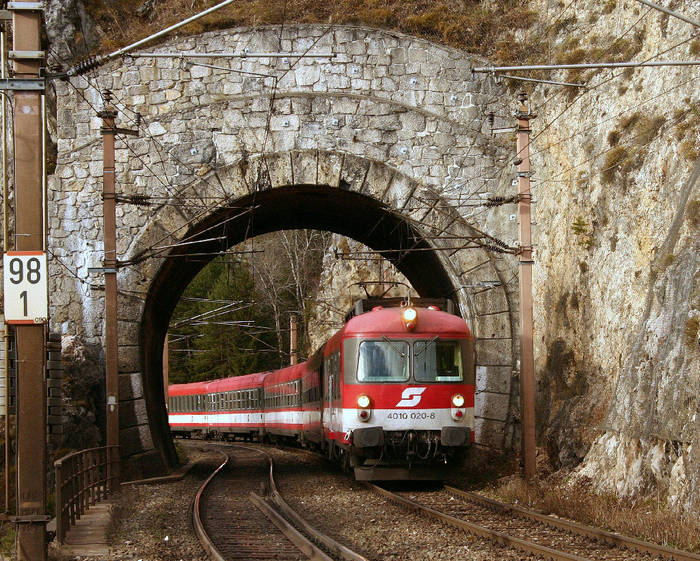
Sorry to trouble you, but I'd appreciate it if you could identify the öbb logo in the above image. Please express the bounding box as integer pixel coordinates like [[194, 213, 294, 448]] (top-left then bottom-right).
[[396, 387, 427, 407]]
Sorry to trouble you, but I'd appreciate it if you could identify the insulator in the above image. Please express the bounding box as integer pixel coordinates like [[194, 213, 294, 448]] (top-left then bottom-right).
[[67, 55, 103, 77], [485, 196, 506, 207]]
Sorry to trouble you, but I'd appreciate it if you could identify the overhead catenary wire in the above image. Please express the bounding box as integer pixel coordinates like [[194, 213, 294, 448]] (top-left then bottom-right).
[[59, 0, 238, 77]]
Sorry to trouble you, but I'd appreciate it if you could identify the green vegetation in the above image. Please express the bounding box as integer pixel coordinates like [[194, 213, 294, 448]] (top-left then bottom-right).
[[0, 525, 14, 557], [571, 217, 593, 249], [168, 255, 272, 383], [168, 230, 330, 384]]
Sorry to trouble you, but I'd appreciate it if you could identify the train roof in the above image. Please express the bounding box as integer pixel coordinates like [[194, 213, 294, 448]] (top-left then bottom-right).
[[341, 306, 471, 339], [167, 380, 209, 396], [206, 372, 268, 392], [264, 362, 309, 385]]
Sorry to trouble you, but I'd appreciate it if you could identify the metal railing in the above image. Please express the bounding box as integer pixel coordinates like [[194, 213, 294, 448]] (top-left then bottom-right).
[[54, 445, 119, 543]]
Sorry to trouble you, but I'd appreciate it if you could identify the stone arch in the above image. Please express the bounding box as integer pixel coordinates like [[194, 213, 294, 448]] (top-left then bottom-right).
[[49, 24, 518, 476], [114, 152, 514, 474]]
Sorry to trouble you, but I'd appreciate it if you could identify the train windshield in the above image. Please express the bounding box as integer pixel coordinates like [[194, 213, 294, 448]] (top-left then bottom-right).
[[357, 340, 410, 382], [414, 340, 464, 382]]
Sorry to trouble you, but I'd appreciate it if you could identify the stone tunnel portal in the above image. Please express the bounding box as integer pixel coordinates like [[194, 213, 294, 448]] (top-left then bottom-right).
[[141, 185, 459, 470]]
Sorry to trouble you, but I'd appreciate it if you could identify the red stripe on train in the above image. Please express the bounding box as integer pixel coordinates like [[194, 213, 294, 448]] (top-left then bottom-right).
[[342, 384, 474, 409]]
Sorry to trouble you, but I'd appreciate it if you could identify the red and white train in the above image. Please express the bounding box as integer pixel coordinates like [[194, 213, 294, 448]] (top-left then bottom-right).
[[168, 303, 475, 480]]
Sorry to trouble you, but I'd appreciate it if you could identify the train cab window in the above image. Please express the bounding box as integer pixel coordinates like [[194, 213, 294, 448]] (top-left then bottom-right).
[[414, 340, 464, 382], [357, 340, 409, 382]]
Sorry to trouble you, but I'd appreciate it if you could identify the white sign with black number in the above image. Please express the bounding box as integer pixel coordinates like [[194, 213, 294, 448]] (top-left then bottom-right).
[[3, 252, 48, 324]]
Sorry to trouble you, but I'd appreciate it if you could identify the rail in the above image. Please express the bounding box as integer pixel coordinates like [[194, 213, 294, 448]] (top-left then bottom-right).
[[54, 445, 119, 544]]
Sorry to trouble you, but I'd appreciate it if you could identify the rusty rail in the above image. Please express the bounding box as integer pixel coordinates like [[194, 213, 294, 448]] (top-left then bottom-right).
[[54, 445, 119, 544]]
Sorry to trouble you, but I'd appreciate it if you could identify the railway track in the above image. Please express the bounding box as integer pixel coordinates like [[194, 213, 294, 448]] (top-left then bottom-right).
[[369, 483, 700, 561], [193, 444, 368, 561]]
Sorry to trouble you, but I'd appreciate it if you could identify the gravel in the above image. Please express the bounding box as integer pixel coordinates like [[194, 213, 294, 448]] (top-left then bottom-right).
[[268, 446, 525, 561], [48, 441, 526, 560]]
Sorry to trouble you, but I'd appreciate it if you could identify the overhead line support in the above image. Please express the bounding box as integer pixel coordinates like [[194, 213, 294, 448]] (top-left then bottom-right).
[[515, 92, 537, 481], [473, 60, 700, 74], [10, 2, 47, 559], [98, 91, 139, 492]]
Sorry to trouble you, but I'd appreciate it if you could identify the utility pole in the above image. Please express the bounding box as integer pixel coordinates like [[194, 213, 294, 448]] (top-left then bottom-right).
[[290, 314, 298, 365], [11, 3, 47, 559], [98, 92, 138, 490], [99, 96, 120, 490], [516, 92, 537, 480]]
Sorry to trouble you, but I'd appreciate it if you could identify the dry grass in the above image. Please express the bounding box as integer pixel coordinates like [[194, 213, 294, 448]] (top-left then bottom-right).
[[634, 115, 665, 145], [685, 317, 699, 347], [81, 0, 539, 63], [601, 145, 629, 184], [487, 476, 700, 553], [687, 200, 700, 229]]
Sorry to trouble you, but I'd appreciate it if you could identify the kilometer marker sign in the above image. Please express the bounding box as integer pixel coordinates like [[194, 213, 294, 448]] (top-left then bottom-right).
[[3, 251, 48, 324]]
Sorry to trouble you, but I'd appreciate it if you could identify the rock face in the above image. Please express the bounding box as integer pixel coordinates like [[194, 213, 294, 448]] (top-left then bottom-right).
[[525, 0, 699, 510], [44, 0, 101, 61]]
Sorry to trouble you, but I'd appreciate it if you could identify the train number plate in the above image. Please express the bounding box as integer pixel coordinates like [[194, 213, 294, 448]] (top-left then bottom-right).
[[387, 411, 437, 420]]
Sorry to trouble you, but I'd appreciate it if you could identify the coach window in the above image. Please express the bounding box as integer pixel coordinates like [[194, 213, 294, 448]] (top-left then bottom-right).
[[357, 340, 409, 382]]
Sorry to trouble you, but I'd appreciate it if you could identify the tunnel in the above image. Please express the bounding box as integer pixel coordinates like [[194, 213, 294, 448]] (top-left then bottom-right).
[[140, 185, 460, 469]]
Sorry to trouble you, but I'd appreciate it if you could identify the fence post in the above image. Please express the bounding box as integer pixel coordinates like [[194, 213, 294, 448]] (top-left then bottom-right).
[[54, 460, 64, 544]]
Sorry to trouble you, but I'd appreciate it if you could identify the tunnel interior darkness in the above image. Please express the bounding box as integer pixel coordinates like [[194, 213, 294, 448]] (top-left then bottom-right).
[[140, 185, 458, 468]]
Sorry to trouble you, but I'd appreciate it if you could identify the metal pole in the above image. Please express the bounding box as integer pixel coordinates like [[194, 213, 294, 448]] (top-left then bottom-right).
[[634, 0, 700, 28], [12, 4, 47, 559], [127, 51, 334, 58], [516, 92, 536, 481], [290, 315, 298, 366], [99, 99, 120, 491], [1, 21, 11, 516], [162, 333, 169, 395], [473, 60, 700, 73]]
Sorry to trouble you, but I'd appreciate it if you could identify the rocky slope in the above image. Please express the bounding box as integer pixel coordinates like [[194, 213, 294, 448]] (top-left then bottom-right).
[[521, 0, 699, 510]]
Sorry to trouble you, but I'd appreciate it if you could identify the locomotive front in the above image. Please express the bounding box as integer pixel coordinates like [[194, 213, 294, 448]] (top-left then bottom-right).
[[336, 305, 475, 480]]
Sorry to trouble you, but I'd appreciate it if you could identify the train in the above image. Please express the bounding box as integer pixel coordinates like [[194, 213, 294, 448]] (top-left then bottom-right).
[[167, 301, 475, 480]]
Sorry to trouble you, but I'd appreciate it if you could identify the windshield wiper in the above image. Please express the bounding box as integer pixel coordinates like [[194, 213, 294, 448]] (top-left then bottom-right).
[[382, 336, 407, 357], [414, 336, 439, 357]]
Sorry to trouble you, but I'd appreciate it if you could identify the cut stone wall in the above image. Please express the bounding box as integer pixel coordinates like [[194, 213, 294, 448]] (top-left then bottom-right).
[[49, 24, 519, 474]]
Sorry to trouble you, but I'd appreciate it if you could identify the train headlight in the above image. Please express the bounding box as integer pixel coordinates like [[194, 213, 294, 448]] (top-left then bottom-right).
[[402, 307, 417, 330], [357, 394, 371, 422], [451, 393, 466, 421]]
